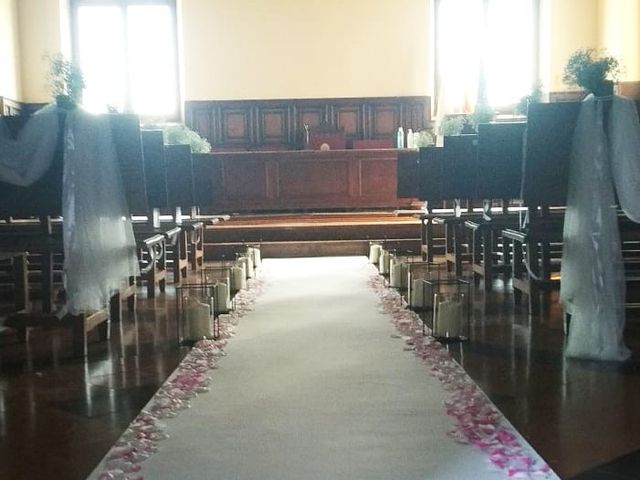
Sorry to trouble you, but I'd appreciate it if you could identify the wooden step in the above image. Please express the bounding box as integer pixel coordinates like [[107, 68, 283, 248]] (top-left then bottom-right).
[[205, 239, 421, 260]]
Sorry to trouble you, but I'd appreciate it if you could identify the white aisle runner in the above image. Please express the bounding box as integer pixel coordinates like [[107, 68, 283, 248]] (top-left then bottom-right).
[[94, 257, 556, 480]]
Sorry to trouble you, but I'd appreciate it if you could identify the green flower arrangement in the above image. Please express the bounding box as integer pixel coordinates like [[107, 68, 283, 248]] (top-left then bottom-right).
[[516, 80, 543, 116], [439, 115, 466, 136], [47, 53, 85, 109], [161, 123, 212, 153], [414, 129, 435, 147], [470, 102, 495, 129], [563, 48, 621, 97]]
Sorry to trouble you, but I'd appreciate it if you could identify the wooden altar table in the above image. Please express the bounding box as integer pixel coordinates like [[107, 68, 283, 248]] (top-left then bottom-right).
[[192, 149, 417, 212]]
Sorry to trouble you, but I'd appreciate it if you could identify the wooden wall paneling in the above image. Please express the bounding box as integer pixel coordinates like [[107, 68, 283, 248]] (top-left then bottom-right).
[[195, 105, 216, 146], [256, 104, 291, 147], [294, 102, 329, 148], [221, 155, 269, 201], [220, 105, 253, 147], [359, 156, 397, 197], [265, 158, 280, 200], [404, 99, 429, 131], [333, 103, 365, 144], [278, 158, 351, 199], [370, 101, 401, 140], [193, 149, 411, 211], [185, 96, 430, 151], [619, 81, 640, 99]]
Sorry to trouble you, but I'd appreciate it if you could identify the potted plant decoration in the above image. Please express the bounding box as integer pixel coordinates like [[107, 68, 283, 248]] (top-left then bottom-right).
[[563, 48, 621, 97], [516, 79, 543, 116], [439, 115, 467, 136], [140, 123, 212, 153], [162, 123, 212, 153], [47, 53, 85, 109]]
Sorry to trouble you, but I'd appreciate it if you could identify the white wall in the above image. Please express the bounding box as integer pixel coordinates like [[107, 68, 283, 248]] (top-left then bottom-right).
[[11, 0, 616, 103], [16, 0, 66, 102], [180, 0, 432, 101], [0, 0, 22, 100], [599, 0, 640, 81], [541, 0, 601, 92]]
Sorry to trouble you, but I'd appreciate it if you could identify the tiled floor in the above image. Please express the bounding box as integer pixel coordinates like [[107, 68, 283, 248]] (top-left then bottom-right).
[[0, 259, 639, 480]]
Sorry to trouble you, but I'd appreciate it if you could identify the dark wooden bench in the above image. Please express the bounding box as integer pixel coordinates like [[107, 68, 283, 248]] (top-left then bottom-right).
[[465, 214, 522, 291], [136, 234, 167, 298], [502, 215, 564, 314], [0, 113, 150, 354], [133, 223, 188, 283]]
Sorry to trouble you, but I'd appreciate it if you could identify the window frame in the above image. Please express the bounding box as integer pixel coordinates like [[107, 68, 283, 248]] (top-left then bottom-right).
[[433, 0, 541, 116], [70, 0, 181, 120]]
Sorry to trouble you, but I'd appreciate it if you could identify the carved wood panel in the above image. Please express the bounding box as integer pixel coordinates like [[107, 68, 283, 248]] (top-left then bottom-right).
[[370, 103, 401, 139], [258, 106, 290, 145], [185, 96, 430, 151], [279, 160, 350, 198], [359, 158, 397, 196], [199, 149, 413, 211], [222, 158, 268, 200], [221, 107, 252, 145]]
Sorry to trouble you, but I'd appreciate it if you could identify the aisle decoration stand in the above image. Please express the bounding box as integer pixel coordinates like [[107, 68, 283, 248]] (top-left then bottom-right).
[[0, 105, 139, 316], [560, 95, 640, 361]]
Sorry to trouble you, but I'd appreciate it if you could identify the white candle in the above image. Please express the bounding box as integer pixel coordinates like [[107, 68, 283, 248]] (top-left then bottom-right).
[[410, 279, 425, 308], [434, 300, 462, 338], [152, 208, 160, 228], [401, 263, 408, 288], [369, 244, 382, 264], [390, 262, 403, 288], [238, 255, 254, 278], [250, 247, 262, 267], [186, 299, 213, 340], [231, 265, 246, 291], [379, 251, 390, 274], [215, 282, 230, 314]]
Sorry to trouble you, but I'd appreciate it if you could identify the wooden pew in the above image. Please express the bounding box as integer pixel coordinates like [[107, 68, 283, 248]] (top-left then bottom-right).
[[407, 139, 483, 271], [461, 122, 526, 290], [0, 113, 149, 355], [506, 100, 640, 315], [501, 102, 580, 313], [139, 131, 204, 280], [398, 123, 526, 287]]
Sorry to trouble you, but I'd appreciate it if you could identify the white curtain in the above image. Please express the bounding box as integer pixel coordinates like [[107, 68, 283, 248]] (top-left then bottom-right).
[[561, 95, 640, 361], [0, 106, 139, 315]]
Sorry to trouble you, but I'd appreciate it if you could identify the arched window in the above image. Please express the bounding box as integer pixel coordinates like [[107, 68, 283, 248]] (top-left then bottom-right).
[[71, 0, 180, 119]]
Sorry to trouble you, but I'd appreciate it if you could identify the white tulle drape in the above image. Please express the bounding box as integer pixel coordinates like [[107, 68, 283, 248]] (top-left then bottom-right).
[[62, 109, 139, 315], [0, 106, 139, 315], [561, 95, 640, 361], [0, 105, 59, 186]]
